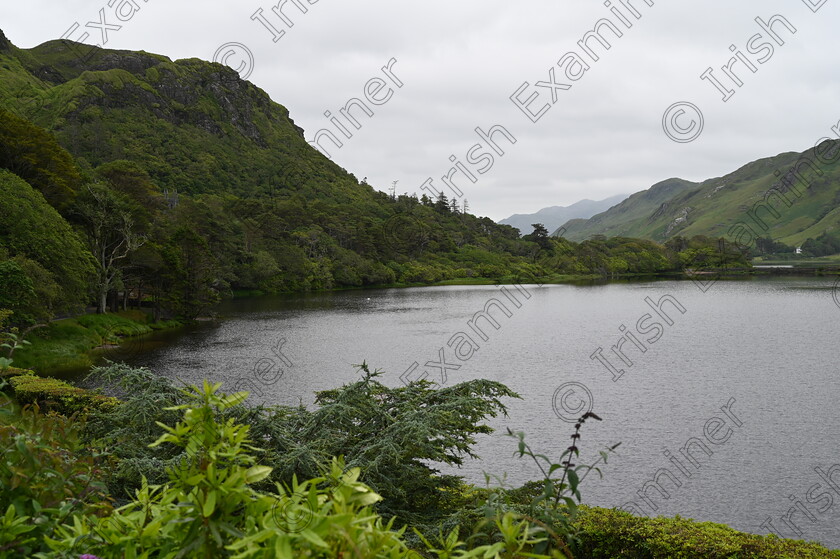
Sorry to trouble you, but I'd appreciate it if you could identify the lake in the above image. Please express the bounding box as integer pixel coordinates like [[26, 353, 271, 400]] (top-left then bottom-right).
[[122, 276, 840, 548]]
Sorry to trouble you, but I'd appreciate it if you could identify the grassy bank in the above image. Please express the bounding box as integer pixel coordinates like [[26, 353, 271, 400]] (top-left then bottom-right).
[[754, 255, 840, 267], [11, 311, 181, 376], [575, 507, 839, 558]]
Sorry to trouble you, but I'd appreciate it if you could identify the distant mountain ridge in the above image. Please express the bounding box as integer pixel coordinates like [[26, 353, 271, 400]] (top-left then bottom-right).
[[555, 143, 840, 247], [500, 194, 627, 235], [552, 179, 698, 238]]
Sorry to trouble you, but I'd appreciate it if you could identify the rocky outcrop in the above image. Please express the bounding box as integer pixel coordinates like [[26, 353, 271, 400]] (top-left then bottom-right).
[[0, 29, 11, 52]]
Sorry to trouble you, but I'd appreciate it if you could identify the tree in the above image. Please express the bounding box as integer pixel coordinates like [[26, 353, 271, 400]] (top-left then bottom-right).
[[269, 364, 519, 522], [161, 227, 222, 319], [434, 191, 450, 213], [0, 260, 37, 326], [0, 170, 94, 315], [525, 223, 552, 252], [95, 159, 163, 221], [11, 256, 62, 321], [0, 109, 81, 212], [73, 183, 146, 313]]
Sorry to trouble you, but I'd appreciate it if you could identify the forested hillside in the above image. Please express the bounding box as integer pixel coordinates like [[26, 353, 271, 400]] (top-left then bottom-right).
[[0, 29, 742, 327]]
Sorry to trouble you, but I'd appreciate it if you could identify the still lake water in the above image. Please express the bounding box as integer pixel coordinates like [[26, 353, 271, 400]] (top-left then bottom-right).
[[124, 277, 840, 548]]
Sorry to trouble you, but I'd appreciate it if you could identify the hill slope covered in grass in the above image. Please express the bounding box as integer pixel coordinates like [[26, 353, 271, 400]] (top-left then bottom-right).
[[557, 142, 840, 249]]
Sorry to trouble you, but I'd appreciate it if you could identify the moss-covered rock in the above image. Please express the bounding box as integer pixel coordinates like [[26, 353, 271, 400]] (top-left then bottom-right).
[[8, 370, 118, 415], [575, 507, 840, 558], [0, 366, 30, 379]]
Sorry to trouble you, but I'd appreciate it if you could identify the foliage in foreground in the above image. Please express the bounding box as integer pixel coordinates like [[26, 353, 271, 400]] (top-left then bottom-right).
[[1, 368, 838, 558], [2, 380, 567, 558], [83, 362, 520, 523], [0, 400, 112, 557], [5, 370, 118, 416]]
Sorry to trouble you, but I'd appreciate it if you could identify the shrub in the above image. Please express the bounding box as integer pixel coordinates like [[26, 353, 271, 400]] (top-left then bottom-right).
[[8, 373, 119, 416], [45, 381, 573, 559], [0, 405, 112, 556], [47, 381, 420, 558], [81, 363, 520, 525]]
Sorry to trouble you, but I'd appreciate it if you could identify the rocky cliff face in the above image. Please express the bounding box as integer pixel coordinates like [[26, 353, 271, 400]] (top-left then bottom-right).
[[0, 30, 325, 196], [17, 38, 302, 144], [87, 60, 273, 143], [0, 30, 11, 52]]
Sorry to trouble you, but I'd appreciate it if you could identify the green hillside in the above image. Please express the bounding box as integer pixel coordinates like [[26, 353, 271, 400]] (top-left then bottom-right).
[[556, 143, 840, 249], [0, 29, 530, 314], [0, 28, 729, 329], [554, 178, 698, 239], [0, 29, 361, 200]]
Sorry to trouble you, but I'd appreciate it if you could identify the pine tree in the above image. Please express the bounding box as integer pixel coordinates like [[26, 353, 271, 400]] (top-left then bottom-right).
[[434, 191, 450, 213]]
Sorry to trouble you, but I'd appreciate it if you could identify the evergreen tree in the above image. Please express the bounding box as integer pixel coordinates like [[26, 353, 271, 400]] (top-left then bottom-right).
[[435, 191, 450, 213]]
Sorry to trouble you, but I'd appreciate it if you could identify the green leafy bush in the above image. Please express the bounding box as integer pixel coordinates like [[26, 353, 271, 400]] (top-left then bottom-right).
[[44, 381, 574, 559], [0, 366, 28, 379], [48, 381, 420, 558], [0, 404, 111, 556], [83, 363, 520, 525]]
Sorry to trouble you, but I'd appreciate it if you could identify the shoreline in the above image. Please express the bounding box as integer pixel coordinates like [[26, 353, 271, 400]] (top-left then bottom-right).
[[19, 267, 840, 379], [11, 312, 185, 378], [229, 266, 839, 299]]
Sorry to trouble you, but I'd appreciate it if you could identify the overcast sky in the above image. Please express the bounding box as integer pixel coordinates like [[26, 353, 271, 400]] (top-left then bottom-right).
[[4, 0, 839, 221]]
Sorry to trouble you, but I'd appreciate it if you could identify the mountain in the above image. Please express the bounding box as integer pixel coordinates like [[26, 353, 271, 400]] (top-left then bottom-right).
[[0, 28, 350, 200], [0, 28, 545, 317], [556, 144, 840, 246], [553, 179, 698, 238], [499, 194, 627, 235]]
